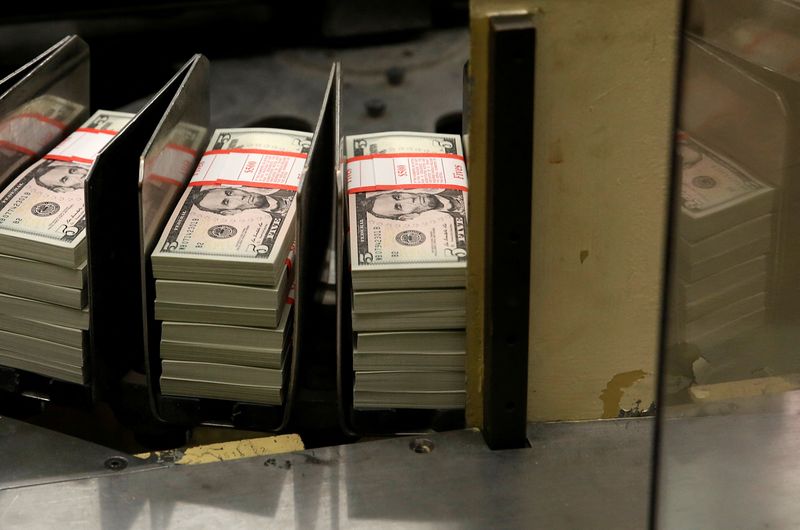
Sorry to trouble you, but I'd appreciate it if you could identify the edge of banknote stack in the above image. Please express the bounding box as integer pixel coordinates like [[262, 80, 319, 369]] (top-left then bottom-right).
[[0, 109, 133, 384], [152, 127, 310, 406], [672, 132, 775, 381], [344, 131, 468, 410]]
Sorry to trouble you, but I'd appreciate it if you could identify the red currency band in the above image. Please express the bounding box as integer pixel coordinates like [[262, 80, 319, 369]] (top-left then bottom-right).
[[44, 154, 94, 164], [0, 140, 35, 156], [76, 127, 118, 135], [215, 179, 298, 190], [7, 113, 66, 128], [346, 152, 465, 163], [740, 30, 770, 54], [285, 242, 296, 269], [347, 183, 468, 194], [187, 180, 299, 191], [148, 174, 182, 186], [204, 148, 308, 159], [166, 143, 197, 155]]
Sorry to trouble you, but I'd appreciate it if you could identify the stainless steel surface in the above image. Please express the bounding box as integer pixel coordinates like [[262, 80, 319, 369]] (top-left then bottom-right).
[[138, 53, 209, 252], [136, 54, 210, 425], [0, 418, 652, 529], [0, 416, 154, 490], [0, 34, 88, 113], [4, 398, 800, 528], [286, 63, 339, 431], [657, 391, 800, 529]]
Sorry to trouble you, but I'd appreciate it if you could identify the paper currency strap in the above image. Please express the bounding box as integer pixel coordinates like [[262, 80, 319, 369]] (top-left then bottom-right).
[[345, 152, 468, 194], [43, 127, 118, 164], [188, 147, 308, 191], [285, 241, 296, 271], [167, 142, 198, 155], [146, 143, 201, 186], [0, 113, 67, 155]]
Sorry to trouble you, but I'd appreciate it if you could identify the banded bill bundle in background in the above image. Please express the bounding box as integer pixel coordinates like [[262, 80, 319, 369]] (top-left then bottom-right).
[[345, 131, 468, 410], [674, 133, 775, 356], [0, 110, 132, 383], [152, 127, 310, 405]]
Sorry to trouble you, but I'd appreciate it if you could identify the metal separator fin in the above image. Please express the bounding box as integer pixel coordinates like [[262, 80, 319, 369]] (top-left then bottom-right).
[[86, 55, 209, 407], [137, 56, 212, 425], [288, 62, 341, 431], [0, 35, 88, 113], [139, 61, 339, 432]]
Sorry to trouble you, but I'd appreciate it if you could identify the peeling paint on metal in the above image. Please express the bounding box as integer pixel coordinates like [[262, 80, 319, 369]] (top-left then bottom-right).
[[600, 370, 649, 419]]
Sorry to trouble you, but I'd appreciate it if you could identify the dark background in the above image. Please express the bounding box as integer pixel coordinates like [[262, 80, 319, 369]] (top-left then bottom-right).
[[0, 1, 467, 113], [0, 0, 469, 451]]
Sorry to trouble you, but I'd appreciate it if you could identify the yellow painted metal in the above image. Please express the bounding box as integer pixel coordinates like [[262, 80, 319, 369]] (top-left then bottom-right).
[[136, 433, 304, 465]]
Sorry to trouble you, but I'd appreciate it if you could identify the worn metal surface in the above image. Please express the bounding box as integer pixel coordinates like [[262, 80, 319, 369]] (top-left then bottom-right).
[[0, 418, 652, 529], [0, 416, 155, 489], [120, 29, 468, 137], [657, 391, 800, 529], [7, 397, 800, 528]]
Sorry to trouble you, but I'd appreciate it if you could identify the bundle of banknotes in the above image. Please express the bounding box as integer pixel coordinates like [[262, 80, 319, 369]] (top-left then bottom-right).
[[673, 133, 775, 355], [0, 109, 132, 383], [152, 127, 308, 405], [345, 131, 467, 410]]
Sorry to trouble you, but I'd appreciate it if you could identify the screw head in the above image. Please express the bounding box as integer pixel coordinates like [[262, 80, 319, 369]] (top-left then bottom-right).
[[386, 66, 405, 86], [104, 456, 129, 471], [409, 438, 435, 454], [365, 98, 386, 118]]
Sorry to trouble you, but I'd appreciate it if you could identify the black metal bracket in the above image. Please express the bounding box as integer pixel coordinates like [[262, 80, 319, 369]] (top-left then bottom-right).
[[483, 14, 535, 450]]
